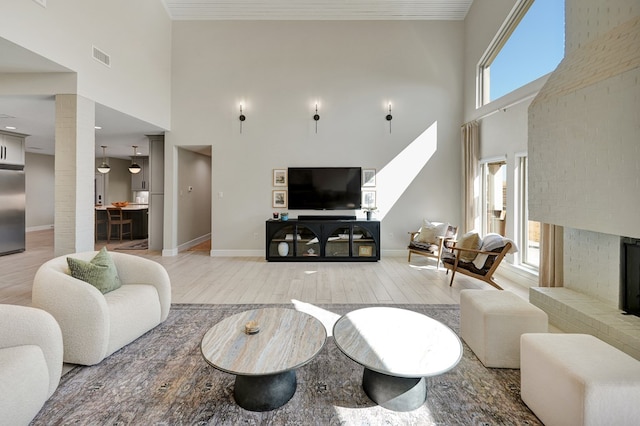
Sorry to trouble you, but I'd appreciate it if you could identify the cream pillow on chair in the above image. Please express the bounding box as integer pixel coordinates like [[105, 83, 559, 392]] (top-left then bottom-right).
[[456, 232, 482, 262], [417, 220, 449, 244]]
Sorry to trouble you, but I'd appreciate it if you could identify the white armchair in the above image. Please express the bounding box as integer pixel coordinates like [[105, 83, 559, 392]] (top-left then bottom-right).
[[0, 304, 63, 426], [32, 251, 171, 365]]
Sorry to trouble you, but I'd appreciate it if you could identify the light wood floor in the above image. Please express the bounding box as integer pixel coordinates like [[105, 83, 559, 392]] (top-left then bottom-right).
[[0, 229, 531, 307]]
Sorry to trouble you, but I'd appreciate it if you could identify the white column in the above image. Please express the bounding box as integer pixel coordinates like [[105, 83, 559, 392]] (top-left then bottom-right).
[[148, 134, 164, 252], [54, 94, 95, 256]]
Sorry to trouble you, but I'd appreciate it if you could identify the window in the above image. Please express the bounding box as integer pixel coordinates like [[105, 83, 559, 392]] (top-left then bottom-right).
[[477, 0, 564, 106], [481, 161, 507, 237], [518, 156, 539, 268]]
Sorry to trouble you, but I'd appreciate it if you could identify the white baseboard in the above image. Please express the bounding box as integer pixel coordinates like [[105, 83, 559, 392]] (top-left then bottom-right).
[[381, 249, 407, 257], [169, 247, 406, 259], [162, 248, 178, 257], [496, 262, 539, 288], [177, 233, 211, 252], [210, 249, 264, 257], [27, 224, 54, 232]]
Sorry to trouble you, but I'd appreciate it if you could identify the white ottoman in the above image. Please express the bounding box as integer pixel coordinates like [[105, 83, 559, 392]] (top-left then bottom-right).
[[521, 333, 640, 426], [460, 289, 548, 368]]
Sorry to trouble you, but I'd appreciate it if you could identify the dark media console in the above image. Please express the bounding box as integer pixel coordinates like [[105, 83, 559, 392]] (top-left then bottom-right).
[[297, 215, 356, 221], [266, 218, 380, 262]]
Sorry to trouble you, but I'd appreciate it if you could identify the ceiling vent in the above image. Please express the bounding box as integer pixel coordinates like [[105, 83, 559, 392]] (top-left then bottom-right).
[[92, 46, 111, 68]]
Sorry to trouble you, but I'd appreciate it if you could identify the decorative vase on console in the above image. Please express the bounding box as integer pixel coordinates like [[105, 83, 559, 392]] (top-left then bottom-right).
[[278, 242, 289, 256], [363, 207, 377, 221]]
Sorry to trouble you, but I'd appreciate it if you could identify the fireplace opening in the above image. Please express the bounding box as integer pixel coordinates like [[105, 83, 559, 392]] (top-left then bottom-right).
[[621, 237, 640, 316]]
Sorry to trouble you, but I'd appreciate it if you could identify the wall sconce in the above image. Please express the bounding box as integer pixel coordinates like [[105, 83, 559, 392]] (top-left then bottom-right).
[[128, 145, 141, 174], [239, 104, 246, 134], [97, 145, 110, 174], [313, 103, 320, 133], [386, 103, 393, 134]]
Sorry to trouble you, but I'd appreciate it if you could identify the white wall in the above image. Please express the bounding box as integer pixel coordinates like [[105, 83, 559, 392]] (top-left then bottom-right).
[[462, 0, 517, 121], [477, 97, 530, 247], [167, 20, 464, 254], [25, 152, 54, 230], [0, 0, 172, 129]]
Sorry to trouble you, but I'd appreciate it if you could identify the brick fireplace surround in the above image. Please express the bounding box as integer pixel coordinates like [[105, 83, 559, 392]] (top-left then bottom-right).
[[527, 3, 640, 360]]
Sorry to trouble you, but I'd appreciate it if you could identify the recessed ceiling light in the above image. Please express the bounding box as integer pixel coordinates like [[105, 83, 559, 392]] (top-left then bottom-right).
[[94, 126, 102, 130], [5, 126, 17, 130]]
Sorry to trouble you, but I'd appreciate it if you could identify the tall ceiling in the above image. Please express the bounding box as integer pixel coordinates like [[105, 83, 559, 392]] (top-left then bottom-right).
[[0, 38, 164, 159], [161, 0, 473, 20], [0, 1, 473, 159]]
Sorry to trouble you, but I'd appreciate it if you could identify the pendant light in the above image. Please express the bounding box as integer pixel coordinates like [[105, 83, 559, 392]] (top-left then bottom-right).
[[97, 145, 111, 174], [129, 145, 141, 174]]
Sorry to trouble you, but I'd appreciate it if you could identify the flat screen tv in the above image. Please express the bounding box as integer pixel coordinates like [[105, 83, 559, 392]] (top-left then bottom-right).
[[288, 167, 362, 210]]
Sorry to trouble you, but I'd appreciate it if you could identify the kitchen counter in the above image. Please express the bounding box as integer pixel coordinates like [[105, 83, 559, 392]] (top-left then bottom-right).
[[95, 204, 148, 210], [95, 205, 148, 240]]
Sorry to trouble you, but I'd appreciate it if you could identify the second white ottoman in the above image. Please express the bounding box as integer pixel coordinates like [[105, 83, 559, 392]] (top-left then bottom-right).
[[460, 289, 548, 368], [521, 333, 640, 426]]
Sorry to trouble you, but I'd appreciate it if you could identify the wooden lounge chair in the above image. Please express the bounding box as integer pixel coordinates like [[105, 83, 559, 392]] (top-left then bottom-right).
[[407, 224, 457, 269], [442, 240, 513, 290]]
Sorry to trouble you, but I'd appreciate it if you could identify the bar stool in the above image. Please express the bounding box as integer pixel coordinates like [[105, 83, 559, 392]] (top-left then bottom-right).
[[106, 207, 133, 243]]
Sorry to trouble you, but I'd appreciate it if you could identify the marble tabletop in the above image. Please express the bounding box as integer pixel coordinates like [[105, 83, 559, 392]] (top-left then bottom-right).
[[333, 306, 462, 378], [201, 307, 326, 376]]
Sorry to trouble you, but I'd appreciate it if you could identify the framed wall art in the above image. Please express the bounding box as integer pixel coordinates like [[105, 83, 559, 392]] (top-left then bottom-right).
[[273, 169, 287, 187], [272, 190, 287, 208], [362, 169, 376, 187], [362, 190, 376, 209]]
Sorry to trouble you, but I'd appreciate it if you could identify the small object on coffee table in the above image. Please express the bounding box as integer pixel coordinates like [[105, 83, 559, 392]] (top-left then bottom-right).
[[245, 320, 260, 334]]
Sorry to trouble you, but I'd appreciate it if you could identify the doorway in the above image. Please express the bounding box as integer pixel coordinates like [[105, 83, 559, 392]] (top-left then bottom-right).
[[176, 146, 212, 252]]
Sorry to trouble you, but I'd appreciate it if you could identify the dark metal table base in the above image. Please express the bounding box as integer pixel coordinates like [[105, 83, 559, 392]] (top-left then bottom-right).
[[362, 368, 427, 412], [234, 370, 297, 411]]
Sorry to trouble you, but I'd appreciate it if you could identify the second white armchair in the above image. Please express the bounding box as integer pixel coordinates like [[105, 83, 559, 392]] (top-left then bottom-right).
[[0, 304, 63, 425], [32, 250, 171, 365]]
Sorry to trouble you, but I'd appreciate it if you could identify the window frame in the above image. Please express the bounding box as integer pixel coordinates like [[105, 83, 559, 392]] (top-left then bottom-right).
[[516, 154, 540, 270], [479, 157, 507, 237], [476, 0, 535, 107]]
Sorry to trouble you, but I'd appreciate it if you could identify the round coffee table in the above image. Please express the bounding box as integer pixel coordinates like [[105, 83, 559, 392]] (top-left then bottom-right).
[[333, 306, 462, 411], [201, 307, 326, 411]]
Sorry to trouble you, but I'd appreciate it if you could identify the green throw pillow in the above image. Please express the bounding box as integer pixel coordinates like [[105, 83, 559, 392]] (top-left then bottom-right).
[[67, 247, 122, 294]]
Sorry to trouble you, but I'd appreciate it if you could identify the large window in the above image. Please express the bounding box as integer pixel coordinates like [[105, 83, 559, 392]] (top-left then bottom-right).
[[518, 156, 540, 268], [478, 0, 564, 106], [481, 161, 507, 237]]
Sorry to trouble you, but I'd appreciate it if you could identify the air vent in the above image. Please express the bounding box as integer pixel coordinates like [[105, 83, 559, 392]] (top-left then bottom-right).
[[92, 46, 111, 68]]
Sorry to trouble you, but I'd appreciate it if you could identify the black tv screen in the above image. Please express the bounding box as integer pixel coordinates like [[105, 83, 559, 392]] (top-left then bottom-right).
[[288, 167, 362, 210]]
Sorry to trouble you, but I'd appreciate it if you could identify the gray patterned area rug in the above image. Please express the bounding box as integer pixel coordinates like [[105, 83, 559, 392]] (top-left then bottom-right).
[[31, 304, 541, 425]]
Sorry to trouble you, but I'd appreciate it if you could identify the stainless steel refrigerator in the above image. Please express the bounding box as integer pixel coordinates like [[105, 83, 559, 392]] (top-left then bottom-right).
[[0, 164, 25, 255]]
